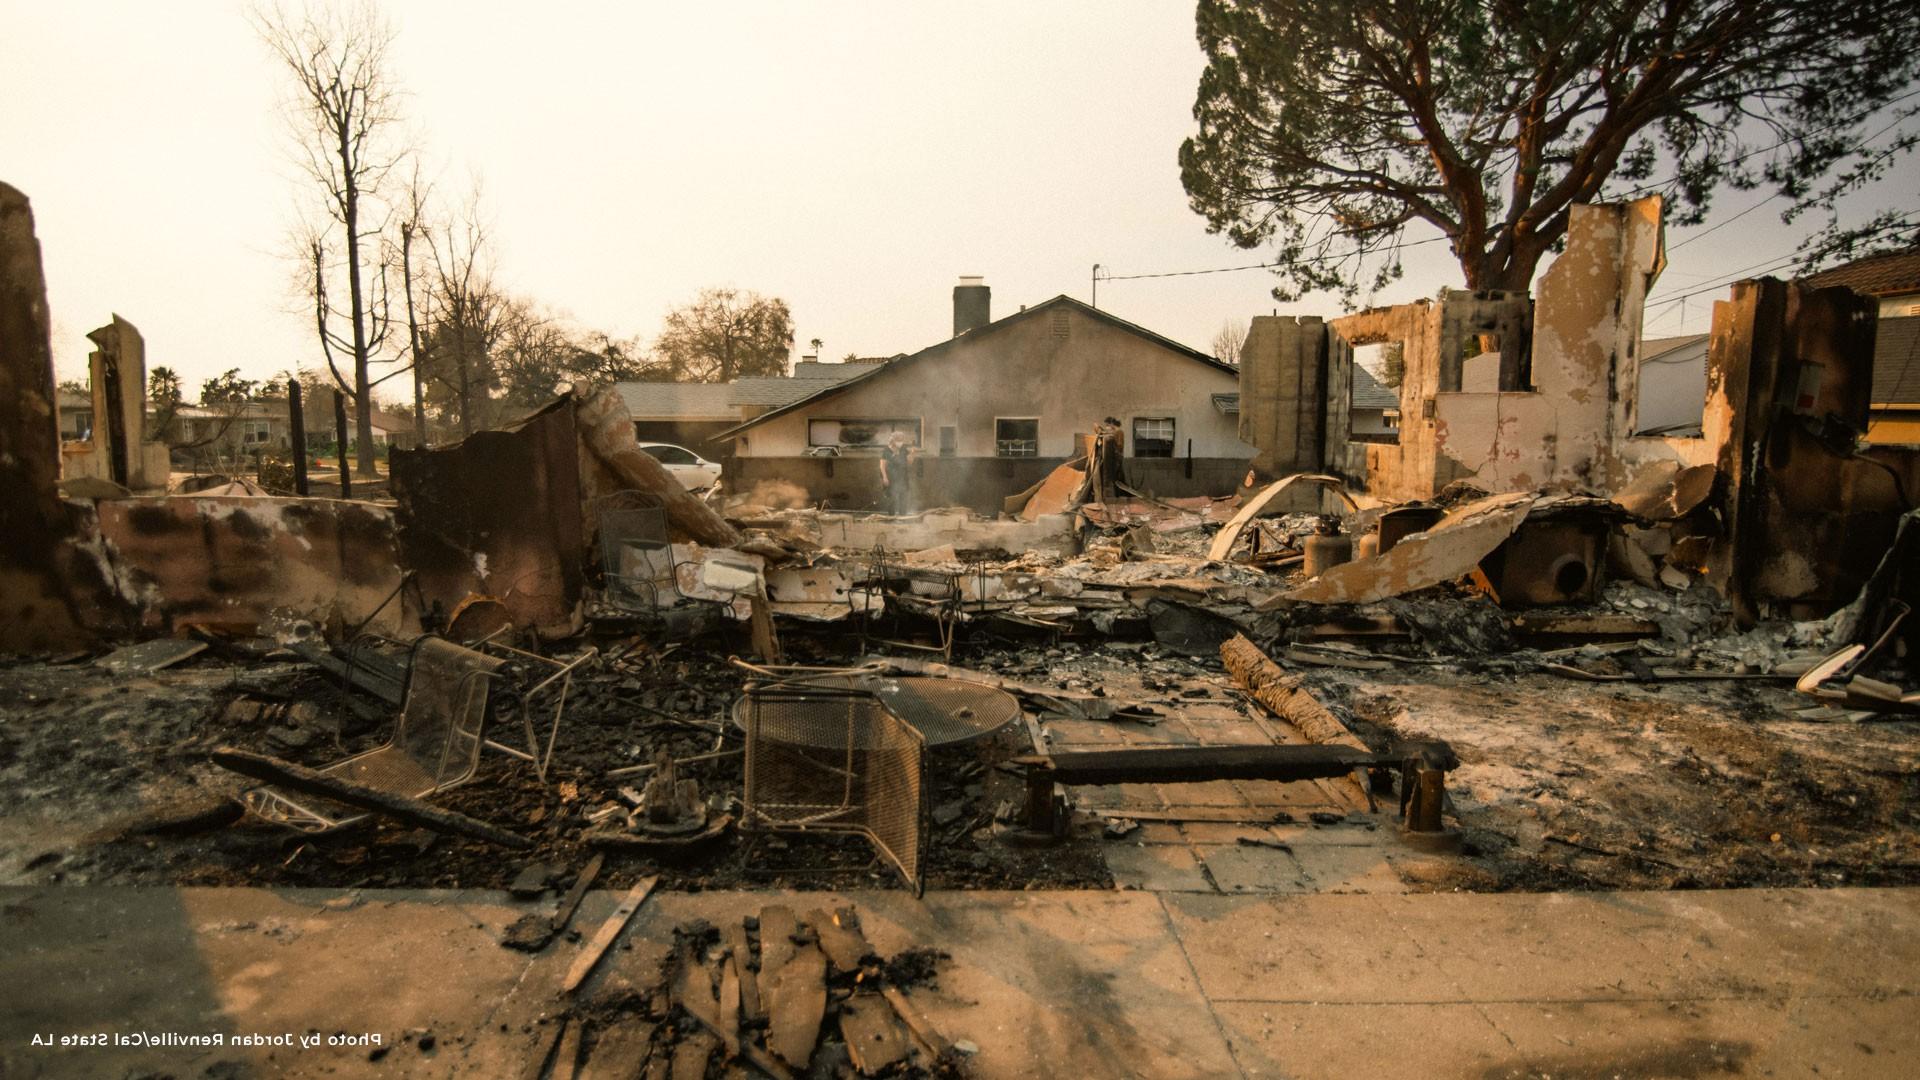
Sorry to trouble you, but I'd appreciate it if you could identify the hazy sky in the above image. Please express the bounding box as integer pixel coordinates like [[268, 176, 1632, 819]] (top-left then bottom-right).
[[3, 2, 1910, 394]]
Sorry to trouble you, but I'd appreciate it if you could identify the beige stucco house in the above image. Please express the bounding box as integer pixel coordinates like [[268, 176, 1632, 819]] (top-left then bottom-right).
[[718, 285, 1252, 512]]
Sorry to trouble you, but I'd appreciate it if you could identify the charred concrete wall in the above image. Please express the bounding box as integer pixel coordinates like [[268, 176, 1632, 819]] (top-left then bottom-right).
[[1233, 192, 1914, 622], [1237, 315, 1327, 477], [72, 496, 409, 637], [1705, 278, 1909, 619]]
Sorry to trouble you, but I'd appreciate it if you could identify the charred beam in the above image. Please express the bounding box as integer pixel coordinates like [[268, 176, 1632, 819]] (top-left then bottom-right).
[[210, 746, 532, 849]]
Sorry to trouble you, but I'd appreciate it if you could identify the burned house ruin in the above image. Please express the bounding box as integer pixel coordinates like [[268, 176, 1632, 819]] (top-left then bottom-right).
[[3, 175, 1919, 1078]]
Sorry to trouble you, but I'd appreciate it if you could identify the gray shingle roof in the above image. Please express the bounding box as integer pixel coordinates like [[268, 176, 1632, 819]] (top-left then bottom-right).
[[617, 364, 874, 419], [616, 381, 736, 420], [1350, 362, 1401, 410], [791, 361, 871, 380], [728, 375, 861, 407]]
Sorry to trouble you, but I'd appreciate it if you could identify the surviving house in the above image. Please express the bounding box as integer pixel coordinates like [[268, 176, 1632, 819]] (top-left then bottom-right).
[[714, 281, 1252, 511], [56, 390, 91, 441], [1803, 246, 1920, 444], [160, 399, 291, 450]]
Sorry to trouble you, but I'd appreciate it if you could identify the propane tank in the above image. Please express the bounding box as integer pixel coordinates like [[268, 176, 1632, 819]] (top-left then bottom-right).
[[1303, 533, 1353, 577]]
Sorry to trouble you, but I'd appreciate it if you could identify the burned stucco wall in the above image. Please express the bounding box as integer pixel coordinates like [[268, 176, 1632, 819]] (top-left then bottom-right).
[[391, 397, 585, 637], [61, 316, 170, 491], [73, 496, 408, 637], [1238, 315, 1327, 477], [1320, 197, 1709, 502], [1704, 278, 1907, 619]]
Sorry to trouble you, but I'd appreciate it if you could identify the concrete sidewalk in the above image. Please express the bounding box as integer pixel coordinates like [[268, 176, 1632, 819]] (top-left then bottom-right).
[[2, 885, 1915, 1078]]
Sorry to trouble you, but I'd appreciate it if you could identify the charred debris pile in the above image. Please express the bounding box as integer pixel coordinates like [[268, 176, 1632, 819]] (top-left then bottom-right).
[[6, 380, 1915, 900]]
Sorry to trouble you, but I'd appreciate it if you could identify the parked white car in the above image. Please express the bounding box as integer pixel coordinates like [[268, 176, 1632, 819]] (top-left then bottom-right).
[[637, 442, 721, 491]]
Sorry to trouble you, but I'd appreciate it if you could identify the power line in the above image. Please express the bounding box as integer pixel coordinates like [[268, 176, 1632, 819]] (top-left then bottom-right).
[[1645, 210, 1920, 312], [1613, 87, 1920, 200], [1665, 113, 1918, 253], [1095, 234, 1452, 283]]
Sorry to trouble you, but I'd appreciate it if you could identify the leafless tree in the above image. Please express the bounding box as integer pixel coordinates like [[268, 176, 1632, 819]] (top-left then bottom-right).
[[1211, 320, 1247, 365], [256, 1, 409, 477], [422, 191, 507, 437], [393, 161, 432, 445]]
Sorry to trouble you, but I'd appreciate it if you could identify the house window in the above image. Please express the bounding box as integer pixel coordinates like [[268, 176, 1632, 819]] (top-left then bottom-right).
[[808, 418, 920, 450], [1132, 417, 1175, 458], [995, 418, 1039, 457]]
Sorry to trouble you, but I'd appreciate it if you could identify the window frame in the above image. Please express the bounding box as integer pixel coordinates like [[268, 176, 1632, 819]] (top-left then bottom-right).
[[1131, 415, 1176, 458], [807, 417, 922, 451], [994, 416, 1040, 458]]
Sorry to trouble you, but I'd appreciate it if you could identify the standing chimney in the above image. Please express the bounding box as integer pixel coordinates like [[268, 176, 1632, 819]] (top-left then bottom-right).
[[953, 276, 990, 337]]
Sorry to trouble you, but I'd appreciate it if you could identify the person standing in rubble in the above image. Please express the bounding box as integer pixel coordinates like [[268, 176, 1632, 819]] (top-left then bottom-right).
[[1094, 416, 1127, 498], [879, 429, 915, 515]]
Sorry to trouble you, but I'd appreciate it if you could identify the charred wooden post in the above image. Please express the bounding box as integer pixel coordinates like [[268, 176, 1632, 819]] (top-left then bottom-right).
[[210, 747, 531, 848], [1398, 740, 1455, 834], [287, 378, 308, 496], [332, 389, 352, 498], [1403, 761, 1448, 833]]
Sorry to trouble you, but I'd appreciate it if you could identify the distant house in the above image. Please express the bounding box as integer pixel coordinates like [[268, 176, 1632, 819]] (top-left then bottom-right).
[[162, 401, 292, 451], [1633, 334, 1710, 436], [56, 390, 92, 441], [616, 357, 881, 455], [1348, 362, 1402, 439], [355, 407, 417, 449], [1803, 247, 1920, 444], [713, 280, 1252, 512]]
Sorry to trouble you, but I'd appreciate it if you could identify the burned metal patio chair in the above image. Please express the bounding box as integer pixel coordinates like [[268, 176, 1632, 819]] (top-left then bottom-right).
[[598, 496, 677, 612], [731, 662, 1022, 893], [244, 635, 505, 832]]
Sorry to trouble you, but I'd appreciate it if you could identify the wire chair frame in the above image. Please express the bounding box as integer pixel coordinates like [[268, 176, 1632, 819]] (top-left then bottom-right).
[[739, 671, 929, 894]]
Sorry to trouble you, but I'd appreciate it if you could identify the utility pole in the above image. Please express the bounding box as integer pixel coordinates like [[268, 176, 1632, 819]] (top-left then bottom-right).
[[1091, 264, 1100, 310]]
